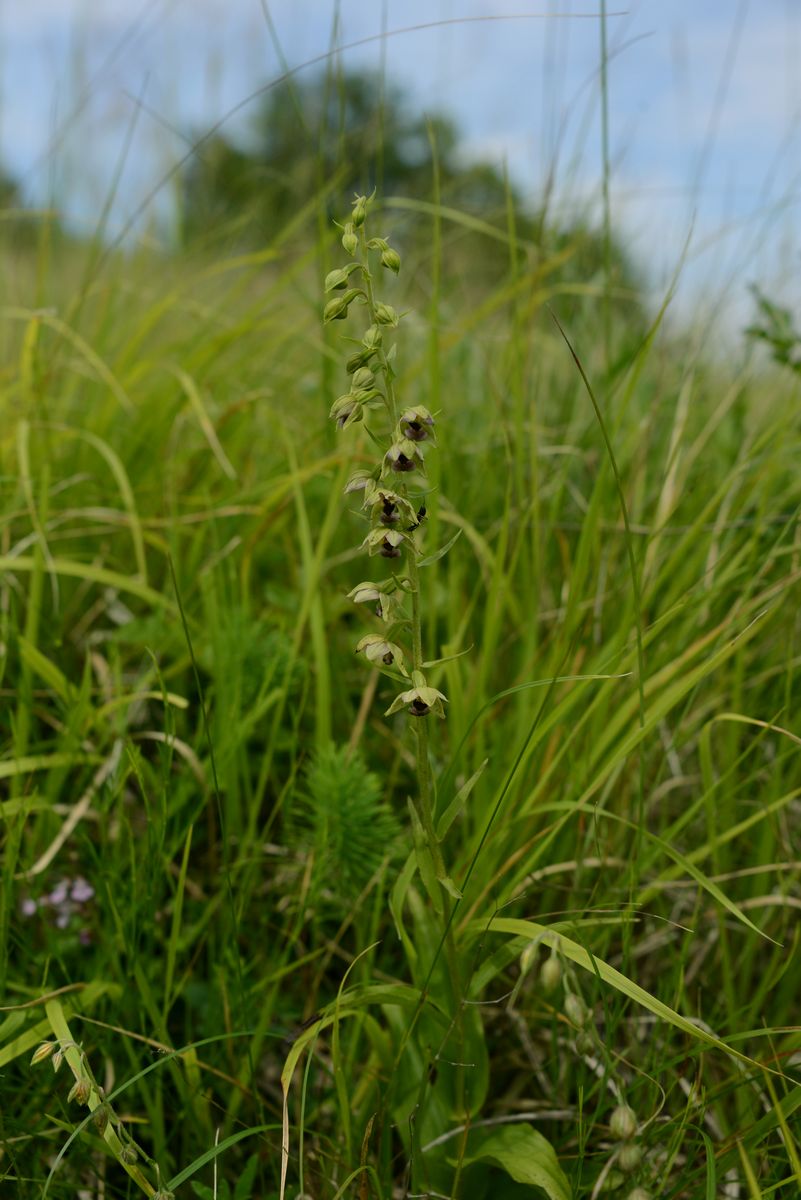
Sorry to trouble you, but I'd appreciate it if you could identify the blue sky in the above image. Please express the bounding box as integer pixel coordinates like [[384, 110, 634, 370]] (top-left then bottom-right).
[[1, 1, 799, 329]]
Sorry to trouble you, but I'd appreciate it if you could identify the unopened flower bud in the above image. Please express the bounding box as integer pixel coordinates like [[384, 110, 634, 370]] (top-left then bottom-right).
[[540, 954, 562, 993], [576, 1030, 596, 1055], [341, 222, 358, 256], [52, 1049, 64, 1073], [618, 1144, 643, 1172], [626, 1190, 651, 1200], [324, 267, 350, 292], [323, 287, 361, 323], [351, 366, 375, 390], [363, 325, 383, 349], [346, 350, 372, 374], [119, 1144, 139, 1165], [68, 1077, 92, 1105], [344, 469, 374, 495], [381, 246, 401, 274], [348, 582, 382, 605], [31, 1041, 56, 1066], [610, 1105, 638, 1141], [352, 195, 368, 227], [374, 302, 399, 327], [564, 993, 588, 1027]]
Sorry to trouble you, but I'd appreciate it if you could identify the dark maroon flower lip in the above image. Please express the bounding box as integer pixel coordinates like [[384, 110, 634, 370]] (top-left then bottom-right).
[[409, 698, 430, 716], [380, 539, 402, 558], [380, 501, 400, 525], [401, 419, 428, 441], [391, 452, 415, 472]]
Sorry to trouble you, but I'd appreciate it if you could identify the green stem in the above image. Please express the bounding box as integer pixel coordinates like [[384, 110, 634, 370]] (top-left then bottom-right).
[[357, 212, 466, 1185]]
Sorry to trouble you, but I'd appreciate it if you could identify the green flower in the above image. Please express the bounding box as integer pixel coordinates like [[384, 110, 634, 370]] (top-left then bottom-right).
[[385, 685, 448, 718], [329, 394, 364, 430], [369, 488, 417, 528], [347, 579, 399, 622], [399, 406, 435, 442], [384, 440, 423, 474], [356, 634, 405, 670], [344, 468, 375, 495], [362, 527, 406, 559]]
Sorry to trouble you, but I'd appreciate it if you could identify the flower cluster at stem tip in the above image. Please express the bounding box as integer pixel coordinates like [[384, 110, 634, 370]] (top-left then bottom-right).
[[324, 191, 447, 720]]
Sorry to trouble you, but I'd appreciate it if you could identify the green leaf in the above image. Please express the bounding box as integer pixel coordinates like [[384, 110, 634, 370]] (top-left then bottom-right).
[[437, 758, 488, 839], [456, 1125, 570, 1200], [418, 529, 462, 567], [233, 1153, 260, 1200], [438, 874, 463, 900]]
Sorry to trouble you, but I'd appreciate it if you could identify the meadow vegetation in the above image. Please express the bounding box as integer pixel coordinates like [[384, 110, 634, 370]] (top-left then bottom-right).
[[1, 61, 801, 1200]]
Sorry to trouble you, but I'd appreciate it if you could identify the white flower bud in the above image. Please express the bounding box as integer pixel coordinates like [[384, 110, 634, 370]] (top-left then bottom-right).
[[564, 993, 588, 1027], [540, 954, 562, 993], [618, 1143, 643, 1172], [610, 1105, 638, 1141]]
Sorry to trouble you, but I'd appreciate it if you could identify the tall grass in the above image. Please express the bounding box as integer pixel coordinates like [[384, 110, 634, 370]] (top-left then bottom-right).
[[2, 26, 801, 1200]]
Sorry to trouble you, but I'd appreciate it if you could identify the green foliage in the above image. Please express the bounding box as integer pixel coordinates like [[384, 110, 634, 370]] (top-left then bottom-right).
[[294, 743, 400, 901], [181, 70, 474, 245], [456, 1125, 571, 1200], [746, 284, 801, 373], [2, 114, 801, 1200], [191, 1152, 259, 1200]]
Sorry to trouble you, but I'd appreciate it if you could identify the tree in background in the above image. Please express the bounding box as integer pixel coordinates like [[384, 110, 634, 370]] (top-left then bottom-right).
[[180, 70, 509, 244], [181, 69, 646, 339]]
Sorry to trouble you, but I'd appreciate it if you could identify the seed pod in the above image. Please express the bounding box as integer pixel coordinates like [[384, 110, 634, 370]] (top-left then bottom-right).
[[610, 1105, 638, 1141]]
